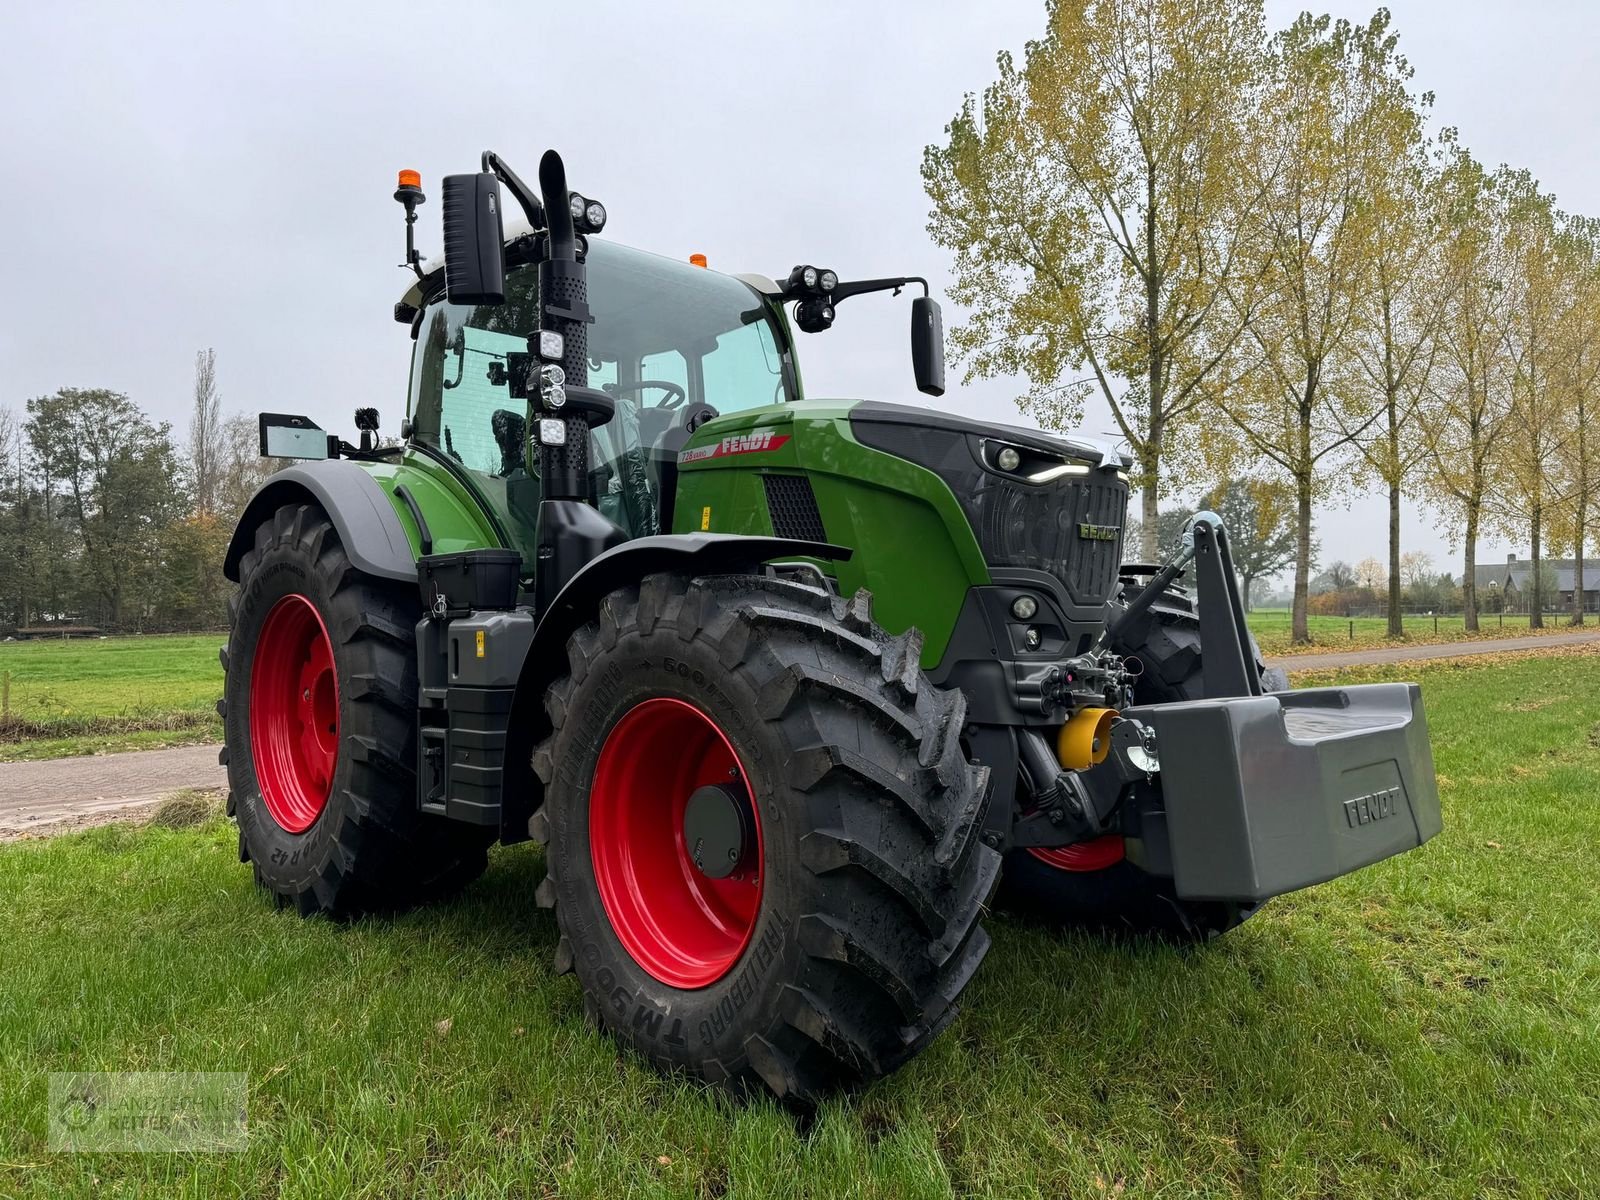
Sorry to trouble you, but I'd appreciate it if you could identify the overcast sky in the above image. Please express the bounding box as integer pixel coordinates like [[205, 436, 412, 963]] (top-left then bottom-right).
[[3, 1, 1596, 589]]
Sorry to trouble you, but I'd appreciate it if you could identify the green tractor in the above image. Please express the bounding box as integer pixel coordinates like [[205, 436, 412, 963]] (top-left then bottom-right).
[[221, 148, 1441, 1103]]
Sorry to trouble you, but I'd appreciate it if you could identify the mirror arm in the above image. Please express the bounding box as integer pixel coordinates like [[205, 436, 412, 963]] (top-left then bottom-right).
[[482, 149, 546, 230], [825, 275, 931, 306]]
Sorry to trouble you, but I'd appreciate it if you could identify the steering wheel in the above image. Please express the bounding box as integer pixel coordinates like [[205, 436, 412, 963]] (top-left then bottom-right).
[[604, 379, 687, 409]]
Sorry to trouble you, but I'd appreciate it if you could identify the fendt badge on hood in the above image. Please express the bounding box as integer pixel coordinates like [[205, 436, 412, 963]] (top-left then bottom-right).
[[678, 432, 792, 464]]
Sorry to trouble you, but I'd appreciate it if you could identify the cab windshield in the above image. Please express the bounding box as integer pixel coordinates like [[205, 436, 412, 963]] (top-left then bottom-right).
[[407, 240, 793, 552]]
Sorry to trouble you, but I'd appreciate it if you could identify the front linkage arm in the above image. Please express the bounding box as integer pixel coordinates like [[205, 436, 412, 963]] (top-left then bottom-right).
[[1101, 511, 1263, 700]]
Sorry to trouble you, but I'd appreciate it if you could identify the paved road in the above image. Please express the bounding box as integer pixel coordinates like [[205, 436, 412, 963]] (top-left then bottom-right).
[[1268, 628, 1600, 672], [0, 743, 226, 838]]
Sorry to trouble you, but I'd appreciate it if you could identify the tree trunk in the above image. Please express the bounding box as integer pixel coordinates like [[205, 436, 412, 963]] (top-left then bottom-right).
[[1241, 573, 1254, 613], [1140, 173, 1163, 567], [1292, 470, 1313, 644], [1462, 502, 1479, 632], [1572, 504, 1587, 627], [1136, 418, 1164, 563], [1387, 481, 1402, 638], [1139, 477, 1160, 563], [1529, 505, 1543, 630]]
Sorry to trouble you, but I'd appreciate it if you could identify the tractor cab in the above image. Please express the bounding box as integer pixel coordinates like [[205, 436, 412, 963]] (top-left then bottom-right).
[[399, 238, 798, 566]]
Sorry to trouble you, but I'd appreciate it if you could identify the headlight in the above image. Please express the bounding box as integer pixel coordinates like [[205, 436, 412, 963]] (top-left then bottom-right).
[[569, 194, 586, 221], [820, 270, 837, 291], [584, 200, 606, 230], [539, 363, 567, 408], [1010, 595, 1038, 620], [538, 417, 567, 446], [1027, 462, 1092, 483], [996, 446, 1021, 472], [802, 266, 818, 289]]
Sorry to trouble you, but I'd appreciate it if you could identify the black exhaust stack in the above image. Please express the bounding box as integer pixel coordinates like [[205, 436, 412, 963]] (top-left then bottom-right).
[[529, 150, 624, 612], [535, 150, 595, 501]]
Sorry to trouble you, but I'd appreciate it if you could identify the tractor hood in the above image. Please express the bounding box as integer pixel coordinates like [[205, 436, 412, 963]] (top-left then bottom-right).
[[845, 401, 1132, 472]]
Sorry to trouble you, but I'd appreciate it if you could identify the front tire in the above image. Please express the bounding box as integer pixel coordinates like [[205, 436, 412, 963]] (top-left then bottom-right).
[[222, 502, 489, 917], [531, 573, 1001, 1104]]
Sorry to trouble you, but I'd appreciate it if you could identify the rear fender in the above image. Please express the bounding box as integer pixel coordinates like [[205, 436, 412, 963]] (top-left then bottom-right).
[[498, 533, 851, 842]]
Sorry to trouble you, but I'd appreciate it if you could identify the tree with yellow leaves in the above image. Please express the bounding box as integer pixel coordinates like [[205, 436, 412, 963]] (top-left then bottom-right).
[[1346, 69, 1443, 637], [922, 0, 1267, 560], [1493, 170, 1571, 629], [1420, 138, 1514, 631], [1218, 11, 1421, 643]]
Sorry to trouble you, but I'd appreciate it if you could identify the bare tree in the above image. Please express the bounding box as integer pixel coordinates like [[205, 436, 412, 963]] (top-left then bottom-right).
[[189, 348, 223, 516], [218, 412, 275, 518], [1347, 78, 1445, 637]]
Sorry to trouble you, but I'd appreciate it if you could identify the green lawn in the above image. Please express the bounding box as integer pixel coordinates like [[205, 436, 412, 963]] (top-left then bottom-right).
[[0, 634, 224, 761], [2, 649, 1597, 1197], [1245, 609, 1585, 656]]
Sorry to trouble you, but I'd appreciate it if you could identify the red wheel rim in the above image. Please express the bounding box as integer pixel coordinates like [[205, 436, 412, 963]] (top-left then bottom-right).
[[1027, 835, 1126, 872], [589, 698, 764, 989], [249, 594, 339, 834]]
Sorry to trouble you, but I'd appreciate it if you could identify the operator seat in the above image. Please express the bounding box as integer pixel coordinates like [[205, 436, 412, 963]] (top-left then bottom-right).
[[491, 409, 526, 476]]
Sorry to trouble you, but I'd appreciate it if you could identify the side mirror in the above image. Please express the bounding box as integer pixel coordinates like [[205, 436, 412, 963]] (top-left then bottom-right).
[[441, 173, 506, 305], [259, 412, 333, 460], [911, 296, 945, 397]]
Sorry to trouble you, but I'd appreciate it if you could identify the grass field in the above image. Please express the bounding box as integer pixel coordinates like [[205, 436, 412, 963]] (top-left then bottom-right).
[[0, 634, 224, 761], [2, 647, 1597, 1197]]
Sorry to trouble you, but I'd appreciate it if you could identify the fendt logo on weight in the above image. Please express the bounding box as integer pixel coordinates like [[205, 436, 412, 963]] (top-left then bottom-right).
[[1343, 786, 1401, 828]]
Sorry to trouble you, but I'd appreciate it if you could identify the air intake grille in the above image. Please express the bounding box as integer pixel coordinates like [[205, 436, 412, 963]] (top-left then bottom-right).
[[976, 476, 1125, 607], [763, 474, 826, 542]]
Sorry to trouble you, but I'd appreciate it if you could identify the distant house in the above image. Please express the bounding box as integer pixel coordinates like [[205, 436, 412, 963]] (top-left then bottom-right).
[[1469, 554, 1600, 612]]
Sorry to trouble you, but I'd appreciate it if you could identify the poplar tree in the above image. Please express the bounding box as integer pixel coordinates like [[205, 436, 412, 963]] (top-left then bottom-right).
[[923, 0, 1267, 559], [1219, 12, 1416, 642]]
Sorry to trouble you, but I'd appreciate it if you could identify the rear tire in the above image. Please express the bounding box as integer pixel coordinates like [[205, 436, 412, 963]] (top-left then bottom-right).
[[530, 573, 1001, 1105], [222, 502, 490, 917], [998, 575, 1276, 940]]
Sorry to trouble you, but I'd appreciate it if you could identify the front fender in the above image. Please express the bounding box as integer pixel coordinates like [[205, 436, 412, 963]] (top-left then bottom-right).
[[498, 533, 850, 841], [223, 460, 419, 584]]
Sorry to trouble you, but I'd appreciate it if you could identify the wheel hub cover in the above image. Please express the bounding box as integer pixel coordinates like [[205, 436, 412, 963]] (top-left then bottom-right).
[[682, 783, 754, 880]]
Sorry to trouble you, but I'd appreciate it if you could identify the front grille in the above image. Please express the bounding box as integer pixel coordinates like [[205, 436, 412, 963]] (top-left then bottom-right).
[[846, 411, 1129, 611], [975, 475, 1126, 607], [763, 474, 827, 542]]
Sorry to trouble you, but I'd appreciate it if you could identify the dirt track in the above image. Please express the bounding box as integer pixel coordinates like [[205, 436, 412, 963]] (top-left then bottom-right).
[[0, 743, 226, 840], [1267, 628, 1600, 672]]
